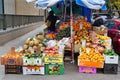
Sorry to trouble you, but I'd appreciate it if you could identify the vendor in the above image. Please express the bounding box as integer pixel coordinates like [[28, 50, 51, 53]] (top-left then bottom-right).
[[45, 11, 59, 32]]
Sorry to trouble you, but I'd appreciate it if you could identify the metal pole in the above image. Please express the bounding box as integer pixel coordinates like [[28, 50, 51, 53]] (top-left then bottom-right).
[[64, 0, 66, 21], [70, 0, 74, 63]]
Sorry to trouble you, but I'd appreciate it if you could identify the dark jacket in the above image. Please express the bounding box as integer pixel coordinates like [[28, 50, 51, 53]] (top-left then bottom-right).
[[46, 11, 59, 32]]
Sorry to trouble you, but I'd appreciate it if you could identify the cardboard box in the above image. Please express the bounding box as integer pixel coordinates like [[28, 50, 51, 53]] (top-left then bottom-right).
[[23, 57, 43, 66], [44, 57, 63, 64], [23, 66, 44, 75], [45, 63, 64, 75]]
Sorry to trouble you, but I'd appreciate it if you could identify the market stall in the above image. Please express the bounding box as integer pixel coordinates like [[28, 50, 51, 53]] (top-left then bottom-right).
[[0, 0, 119, 75]]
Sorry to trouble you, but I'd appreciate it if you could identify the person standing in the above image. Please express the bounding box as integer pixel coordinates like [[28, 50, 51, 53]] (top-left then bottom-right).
[[45, 11, 59, 32]]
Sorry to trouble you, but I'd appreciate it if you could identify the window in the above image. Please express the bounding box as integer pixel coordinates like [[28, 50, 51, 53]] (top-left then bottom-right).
[[104, 20, 115, 29], [117, 25, 120, 30]]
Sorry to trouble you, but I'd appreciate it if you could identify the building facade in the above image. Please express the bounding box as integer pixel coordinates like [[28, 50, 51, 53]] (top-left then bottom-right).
[[0, 0, 44, 16]]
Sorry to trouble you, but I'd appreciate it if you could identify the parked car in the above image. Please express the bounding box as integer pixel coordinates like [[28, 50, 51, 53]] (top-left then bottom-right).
[[104, 19, 120, 55], [91, 13, 112, 24]]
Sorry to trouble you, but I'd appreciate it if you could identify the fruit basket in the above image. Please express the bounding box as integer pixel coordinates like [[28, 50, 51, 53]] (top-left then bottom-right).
[[1, 47, 23, 65]]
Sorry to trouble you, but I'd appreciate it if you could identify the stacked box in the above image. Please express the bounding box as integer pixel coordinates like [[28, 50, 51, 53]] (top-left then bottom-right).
[[0, 47, 23, 74], [103, 54, 118, 74], [5, 65, 22, 74], [22, 56, 44, 75], [44, 56, 64, 75]]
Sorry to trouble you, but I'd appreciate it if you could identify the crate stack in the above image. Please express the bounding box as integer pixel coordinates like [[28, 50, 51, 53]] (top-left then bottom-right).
[[44, 47, 64, 75], [0, 47, 23, 74], [103, 50, 119, 74], [78, 47, 105, 74], [22, 53, 44, 75]]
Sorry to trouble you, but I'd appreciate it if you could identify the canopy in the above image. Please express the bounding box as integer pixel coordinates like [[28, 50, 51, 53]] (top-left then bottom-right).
[[26, 0, 106, 10], [76, 0, 107, 10]]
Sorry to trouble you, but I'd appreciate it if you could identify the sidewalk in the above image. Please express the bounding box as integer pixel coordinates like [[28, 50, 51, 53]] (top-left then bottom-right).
[[0, 23, 120, 80]]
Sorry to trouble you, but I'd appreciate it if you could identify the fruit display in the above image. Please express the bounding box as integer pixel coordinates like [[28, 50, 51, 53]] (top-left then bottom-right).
[[45, 32, 56, 39], [1, 47, 23, 65], [78, 48, 104, 62], [44, 46, 63, 64], [56, 27, 70, 40], [78, 47, 104, 68], [59, 22, 70, 30], [24, 37, 46, 54], [74, 29, 91, 45], [103, 49, 116, 56], [36, 32, 44, 41], [96, 34, 110, 40]]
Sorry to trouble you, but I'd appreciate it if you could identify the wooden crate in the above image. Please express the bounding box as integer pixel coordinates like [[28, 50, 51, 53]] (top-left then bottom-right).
[[5, 65, 22, 74]]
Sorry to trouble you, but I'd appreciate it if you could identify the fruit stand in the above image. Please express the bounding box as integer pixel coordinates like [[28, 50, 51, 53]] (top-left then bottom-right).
[[0, 15, 119, 75]]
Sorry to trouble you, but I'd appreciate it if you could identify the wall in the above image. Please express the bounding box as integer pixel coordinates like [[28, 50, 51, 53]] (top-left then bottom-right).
[[0, 21, 44, 45], [15, 0, 44, 16], [4, 0, 15, 14], [0, 0, 3, 14]]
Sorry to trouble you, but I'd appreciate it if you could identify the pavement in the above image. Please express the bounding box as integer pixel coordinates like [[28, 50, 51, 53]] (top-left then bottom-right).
[[0, 22, 120, 80]]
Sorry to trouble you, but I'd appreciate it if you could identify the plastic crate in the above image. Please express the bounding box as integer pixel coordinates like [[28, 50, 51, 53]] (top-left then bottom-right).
[[104, 64, 118, 74], [45, 63, 64, 75], [79, 66, 96, 74], [104, 54, 118, 64], [5, 65, 22, 74]]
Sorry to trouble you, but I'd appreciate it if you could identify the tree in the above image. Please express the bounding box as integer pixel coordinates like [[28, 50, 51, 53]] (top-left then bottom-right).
[[113, 0, 120, 17], [106, 0, 120, 18]]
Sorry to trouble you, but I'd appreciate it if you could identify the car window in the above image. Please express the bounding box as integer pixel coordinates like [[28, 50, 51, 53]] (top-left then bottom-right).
[[117, 25, 120, 30], [104, 20, 115, 29]]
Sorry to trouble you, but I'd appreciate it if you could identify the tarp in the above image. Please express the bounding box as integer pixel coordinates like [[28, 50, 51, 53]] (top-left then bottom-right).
[[26, 0, 36, 3], [26, 0, 106, 10], [76, 0, 107, 10], [35, 0, 63, 9]]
